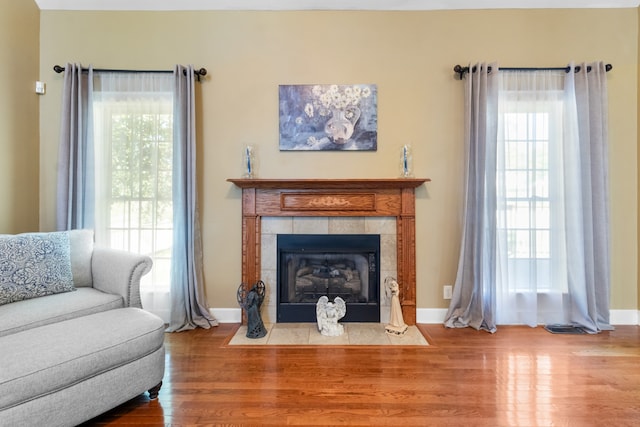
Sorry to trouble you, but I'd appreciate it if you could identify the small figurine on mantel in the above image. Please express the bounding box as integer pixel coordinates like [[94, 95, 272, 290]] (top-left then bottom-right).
[[237, 280, 267, 338], [384, 276, 408, 336], [316, 296, 347, 336]]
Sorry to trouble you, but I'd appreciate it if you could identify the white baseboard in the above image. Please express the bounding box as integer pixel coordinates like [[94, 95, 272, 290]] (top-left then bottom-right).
[[210, 308, 241, 323], [416, 308, 448, 324], [417, 309, 640, 325], [210, 307, 448, 324], [609, 309, 639, 325], [210, 308, 450, 324], [416, 308, 640, 326], [209, 307, 639, 326]]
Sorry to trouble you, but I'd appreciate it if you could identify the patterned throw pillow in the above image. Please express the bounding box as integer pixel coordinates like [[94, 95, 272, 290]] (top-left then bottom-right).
[[0, 231, 76, 305]]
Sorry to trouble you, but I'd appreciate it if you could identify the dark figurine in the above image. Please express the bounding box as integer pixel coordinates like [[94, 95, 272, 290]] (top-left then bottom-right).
[[237, 280, 267, 338]]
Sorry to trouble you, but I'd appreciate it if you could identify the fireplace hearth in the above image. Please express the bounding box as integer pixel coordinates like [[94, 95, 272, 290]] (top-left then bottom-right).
[[277, 234, 380, 322]]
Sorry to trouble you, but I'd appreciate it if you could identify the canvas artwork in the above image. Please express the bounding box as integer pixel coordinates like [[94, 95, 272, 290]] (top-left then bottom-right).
[[278, 84, 378, 151]]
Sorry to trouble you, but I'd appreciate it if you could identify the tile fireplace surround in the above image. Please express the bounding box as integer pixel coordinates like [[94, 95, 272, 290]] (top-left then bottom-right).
[[228, 178, 429, 325]]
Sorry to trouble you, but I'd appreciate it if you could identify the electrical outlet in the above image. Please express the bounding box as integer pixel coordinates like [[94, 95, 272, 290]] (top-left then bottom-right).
[[443, 285, 453, 300]]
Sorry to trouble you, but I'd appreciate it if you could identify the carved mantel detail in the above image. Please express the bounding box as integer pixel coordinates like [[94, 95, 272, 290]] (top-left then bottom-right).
[[281, 193, 376, 211], [227, 178, 429, 325]]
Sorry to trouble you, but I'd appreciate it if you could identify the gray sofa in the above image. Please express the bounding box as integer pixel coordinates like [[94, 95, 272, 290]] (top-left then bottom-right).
[[0, 230, 166, 427]]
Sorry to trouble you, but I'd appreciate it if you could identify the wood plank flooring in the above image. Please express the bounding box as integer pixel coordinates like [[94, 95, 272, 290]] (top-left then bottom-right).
[[82, 323, 640, 426]]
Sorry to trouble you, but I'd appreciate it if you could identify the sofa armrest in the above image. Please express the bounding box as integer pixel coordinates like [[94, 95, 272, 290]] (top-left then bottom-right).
[[91, 247, 153, 308]]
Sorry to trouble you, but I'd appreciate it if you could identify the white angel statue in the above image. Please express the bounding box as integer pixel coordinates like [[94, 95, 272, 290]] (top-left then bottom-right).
[[385, 276, 408, 336], [316, 295, 347, 336]]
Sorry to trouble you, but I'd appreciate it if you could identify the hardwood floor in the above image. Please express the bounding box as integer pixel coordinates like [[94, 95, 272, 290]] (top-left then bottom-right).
[[83, 323, 640, 426]]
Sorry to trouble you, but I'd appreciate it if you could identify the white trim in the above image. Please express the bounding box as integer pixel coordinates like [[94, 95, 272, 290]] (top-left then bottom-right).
[[209, 307, 639, 325], [34, 0, 640, 11], [417, 308, 448, 324], [609, 309, 639, 326], [210, 308, 242, 323], [416, 308, 640, 325], [211, 307, 449, 324]]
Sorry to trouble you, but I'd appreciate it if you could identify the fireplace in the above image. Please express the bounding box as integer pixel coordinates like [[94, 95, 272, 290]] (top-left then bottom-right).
[[227, 178, 429, 325], [277, 234, 380, 322]]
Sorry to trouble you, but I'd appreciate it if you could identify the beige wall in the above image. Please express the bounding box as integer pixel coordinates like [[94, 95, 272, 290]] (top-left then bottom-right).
[[0, 0, 39, 233], [38, 9, 638, 311]]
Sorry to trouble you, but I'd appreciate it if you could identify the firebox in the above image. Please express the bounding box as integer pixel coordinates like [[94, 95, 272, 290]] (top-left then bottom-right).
[[277, 234, 380, 323]]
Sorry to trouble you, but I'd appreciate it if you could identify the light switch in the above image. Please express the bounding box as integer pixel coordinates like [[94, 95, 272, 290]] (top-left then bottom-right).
[[35, 81, 46, 94]]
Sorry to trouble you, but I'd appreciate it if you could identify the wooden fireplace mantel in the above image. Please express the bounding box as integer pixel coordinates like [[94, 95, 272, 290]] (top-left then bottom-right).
[[227, 178, 428, 190], [228, 178, 430, 325]]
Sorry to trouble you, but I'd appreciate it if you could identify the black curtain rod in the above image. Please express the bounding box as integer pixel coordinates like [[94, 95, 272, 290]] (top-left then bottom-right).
[[53, 65, 207, 81], [453, 64, 612, 80]]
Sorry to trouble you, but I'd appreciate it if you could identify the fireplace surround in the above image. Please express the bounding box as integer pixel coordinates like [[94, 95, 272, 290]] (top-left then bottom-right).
[[228, 178, 429, 325]]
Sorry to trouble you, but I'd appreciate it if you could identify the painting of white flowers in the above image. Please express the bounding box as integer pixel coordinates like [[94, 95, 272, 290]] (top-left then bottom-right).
[[279, 84, 378, 151]]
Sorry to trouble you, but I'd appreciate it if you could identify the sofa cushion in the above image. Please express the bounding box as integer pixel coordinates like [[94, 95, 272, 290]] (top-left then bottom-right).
[[0, 231, 75, 306], [0, 307, 165, 412], [0, 288, 123, 338], [69, 229, 94, 287]]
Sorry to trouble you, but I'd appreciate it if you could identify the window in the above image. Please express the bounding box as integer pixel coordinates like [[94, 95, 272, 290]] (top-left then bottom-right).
[[503, 111, 550, 260], [500, 105, 561, 292]]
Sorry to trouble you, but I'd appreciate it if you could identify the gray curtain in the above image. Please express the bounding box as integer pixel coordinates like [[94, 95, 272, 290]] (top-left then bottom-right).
[[444, 63, 499, 333], [564, 62, 613, 333], [167, 65, 218, 332], [56, 63, 94, 231]]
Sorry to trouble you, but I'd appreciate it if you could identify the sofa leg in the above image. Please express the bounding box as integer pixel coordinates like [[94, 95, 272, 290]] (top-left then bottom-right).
[[148, 381, 163, 399]]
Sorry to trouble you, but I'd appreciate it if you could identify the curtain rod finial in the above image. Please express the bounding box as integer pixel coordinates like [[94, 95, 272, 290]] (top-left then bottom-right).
[[53, 65, 65, 73], [453, 64, 468, 79], [194, 68, 207, 82]]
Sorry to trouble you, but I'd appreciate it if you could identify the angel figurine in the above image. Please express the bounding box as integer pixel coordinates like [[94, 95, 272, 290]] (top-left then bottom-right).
[[237, 280, 267, 338], [316, 296, 347, 336], [384, 276, 408, 336]]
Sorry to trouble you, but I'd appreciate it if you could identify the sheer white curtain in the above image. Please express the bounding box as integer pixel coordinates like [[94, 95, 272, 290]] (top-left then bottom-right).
[[495, 70, 569, 326], [92, 72, 174, 321]]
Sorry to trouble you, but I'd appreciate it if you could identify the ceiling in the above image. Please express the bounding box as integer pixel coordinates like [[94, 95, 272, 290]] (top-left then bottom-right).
[[33, 0, 640, 11]]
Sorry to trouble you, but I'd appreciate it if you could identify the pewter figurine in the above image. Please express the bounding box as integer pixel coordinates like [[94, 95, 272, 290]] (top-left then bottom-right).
[[237, 280, 267, 338]]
